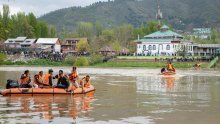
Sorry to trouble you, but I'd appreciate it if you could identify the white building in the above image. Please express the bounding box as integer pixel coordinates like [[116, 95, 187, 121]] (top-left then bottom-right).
[[36, 38, 61, 52], [136, 25, 192, 56], [193, 28, 211, 40]]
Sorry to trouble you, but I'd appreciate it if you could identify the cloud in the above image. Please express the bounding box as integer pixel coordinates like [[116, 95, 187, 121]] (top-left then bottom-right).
[[0, 0, 109, 17]]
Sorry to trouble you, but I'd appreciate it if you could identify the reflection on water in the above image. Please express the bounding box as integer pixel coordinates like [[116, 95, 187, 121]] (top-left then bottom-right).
[[0, 68, 220, 124], [0, 94, 94, 124]]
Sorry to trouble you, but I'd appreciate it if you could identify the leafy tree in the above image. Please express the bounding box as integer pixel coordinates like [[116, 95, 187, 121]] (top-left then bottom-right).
[[76, 38, 89, 53], [76, 22, 93, 39], [2, 4, 11, 40]]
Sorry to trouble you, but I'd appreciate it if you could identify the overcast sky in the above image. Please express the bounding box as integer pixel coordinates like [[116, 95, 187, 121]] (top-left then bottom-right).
[[0, 0, 108, 17]]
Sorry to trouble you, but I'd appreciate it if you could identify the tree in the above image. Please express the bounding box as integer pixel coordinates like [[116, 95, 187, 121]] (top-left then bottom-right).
[[76, 22, 93, 39], [95, 21, 103, 37], [76, 38, 89, 53], [2, 4, 11, 40]]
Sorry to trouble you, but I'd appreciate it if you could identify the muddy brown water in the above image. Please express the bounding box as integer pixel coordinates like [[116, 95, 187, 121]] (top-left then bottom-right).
[[0, 67, 220, 124]]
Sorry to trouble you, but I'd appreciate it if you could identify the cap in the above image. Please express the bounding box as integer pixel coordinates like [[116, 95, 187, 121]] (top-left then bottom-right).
[[59, 70, 63, 73]]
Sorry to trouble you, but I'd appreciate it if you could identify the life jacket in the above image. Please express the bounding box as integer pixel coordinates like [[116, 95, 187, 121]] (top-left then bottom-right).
[[69, 71, 78, 82], [34, 74, 43, 85], [43, 73, 51, 85], [20, 74, 30, 84], [80, 79, 90, 87], [167, 64, 173, 70]]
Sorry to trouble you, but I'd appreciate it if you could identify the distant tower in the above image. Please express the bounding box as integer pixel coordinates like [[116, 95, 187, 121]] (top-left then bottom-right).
[[156, 0, 163, 29]]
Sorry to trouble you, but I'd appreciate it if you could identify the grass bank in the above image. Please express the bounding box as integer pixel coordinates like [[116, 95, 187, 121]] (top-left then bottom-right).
[[93, 61, 209, 68]]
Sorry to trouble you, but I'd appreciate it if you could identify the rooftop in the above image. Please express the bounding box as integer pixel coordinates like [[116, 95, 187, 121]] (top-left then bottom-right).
[[36, 38, 59, 44]]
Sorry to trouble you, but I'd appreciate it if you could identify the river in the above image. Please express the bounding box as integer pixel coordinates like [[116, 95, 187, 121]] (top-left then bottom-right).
[[0, 67, 219, 124]]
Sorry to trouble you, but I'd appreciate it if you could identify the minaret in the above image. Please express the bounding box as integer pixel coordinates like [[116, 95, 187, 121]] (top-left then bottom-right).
[[156, 0, 163, 29]]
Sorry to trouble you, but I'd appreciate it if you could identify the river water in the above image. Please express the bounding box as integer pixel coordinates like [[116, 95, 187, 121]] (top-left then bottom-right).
[[0, 67, 220, 124]]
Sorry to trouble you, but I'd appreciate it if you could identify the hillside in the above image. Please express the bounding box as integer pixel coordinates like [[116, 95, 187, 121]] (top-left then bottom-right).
[[39, 0, 220, 32]]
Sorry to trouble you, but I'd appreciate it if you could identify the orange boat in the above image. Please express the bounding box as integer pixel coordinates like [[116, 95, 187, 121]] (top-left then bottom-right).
[[162, 71, 176, 75], [0, 85, 95, 96]]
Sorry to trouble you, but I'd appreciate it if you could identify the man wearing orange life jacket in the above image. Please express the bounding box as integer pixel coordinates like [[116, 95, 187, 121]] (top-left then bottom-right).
[[80, 75, 91, 88], [20, 70, 32, 88], [166, 62, 175, 72], [68, 66, 79, 90], [33, 71, 44, 88], [54, 70, 69, 89], [43, 69, 53, 87]]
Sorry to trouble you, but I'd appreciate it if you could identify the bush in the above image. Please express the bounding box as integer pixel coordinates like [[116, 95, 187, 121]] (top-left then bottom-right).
[[88, 54, 103, 65], [63, 56, 77, 66], [75, 57, 89, 66], [0, 53, 6, 65]]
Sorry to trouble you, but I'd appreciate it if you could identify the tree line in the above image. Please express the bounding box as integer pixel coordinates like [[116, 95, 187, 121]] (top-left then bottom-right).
[[0, 5, 56, 41], [62, 21, 160, 54]]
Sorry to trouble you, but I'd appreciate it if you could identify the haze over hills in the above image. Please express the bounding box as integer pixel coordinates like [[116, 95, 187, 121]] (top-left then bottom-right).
[[39, 0, 220, 32]]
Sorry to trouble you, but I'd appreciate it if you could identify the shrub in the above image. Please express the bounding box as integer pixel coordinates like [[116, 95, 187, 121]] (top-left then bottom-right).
[[63, 56, 77, 66], [75, 57, 89, 66], [88, 54, 103, 65], [0, 53, 7, 65]]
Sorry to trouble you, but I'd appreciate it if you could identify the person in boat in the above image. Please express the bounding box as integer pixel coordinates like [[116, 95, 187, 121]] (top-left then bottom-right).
[[193, 63, 201, 69], [68, 66, 80, 91], [79, 75, 91, 88], [54, 70, 70, 89], [20, 70, 32, 88], [33, 71, 44, 88], [43, 69, 54, 87], [166, 62, 175, 72]]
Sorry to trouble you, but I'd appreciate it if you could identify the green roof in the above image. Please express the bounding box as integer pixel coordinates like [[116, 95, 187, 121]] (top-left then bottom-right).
[[161, 25, 169, 29], [143, 25, 183, 38]]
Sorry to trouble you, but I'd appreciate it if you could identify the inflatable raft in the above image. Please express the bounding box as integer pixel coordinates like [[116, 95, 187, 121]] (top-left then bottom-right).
[[0, 85, 95, 96], [162, 71, 176, 76]]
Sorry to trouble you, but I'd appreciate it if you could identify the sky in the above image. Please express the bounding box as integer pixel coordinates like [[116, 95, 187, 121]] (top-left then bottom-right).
[[0, 0, 108, 17]]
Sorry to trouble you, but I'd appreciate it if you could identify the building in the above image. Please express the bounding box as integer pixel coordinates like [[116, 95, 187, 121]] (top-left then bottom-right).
[[190, 44, 220, 56], [61, 38, 87, 55], [36, 38, 61, 52], [193, 28, 211, 40], [99, 46, 116, 56], [136, 25, 192, 56], [4, 37, 27, 48]]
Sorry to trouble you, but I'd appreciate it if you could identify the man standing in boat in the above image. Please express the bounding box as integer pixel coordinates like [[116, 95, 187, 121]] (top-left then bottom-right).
[[54, 70, 70, 89], [20, 70, 32, 88], [68, 66, 80, 90], [166, 62, 175, 72]]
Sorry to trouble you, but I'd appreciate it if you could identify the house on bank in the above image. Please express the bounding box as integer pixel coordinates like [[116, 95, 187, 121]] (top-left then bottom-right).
[[35, 38, 61, 52], [136, 25, 220, 57], [136, 25, 193, 56]]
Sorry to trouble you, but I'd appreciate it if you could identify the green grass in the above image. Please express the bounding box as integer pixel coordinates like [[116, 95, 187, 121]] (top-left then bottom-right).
[[117, 56, 204, 60], [93, 61, 209, 68]]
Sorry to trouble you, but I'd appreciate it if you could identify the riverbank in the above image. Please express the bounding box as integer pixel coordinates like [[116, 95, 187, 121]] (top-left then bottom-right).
[[0, 56, 212, 68]]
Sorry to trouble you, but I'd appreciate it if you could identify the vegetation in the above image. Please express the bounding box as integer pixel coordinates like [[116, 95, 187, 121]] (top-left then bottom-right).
[[93, 61, 209, 69], [39, 0, 220, 32], [0, 5, 56, 41]]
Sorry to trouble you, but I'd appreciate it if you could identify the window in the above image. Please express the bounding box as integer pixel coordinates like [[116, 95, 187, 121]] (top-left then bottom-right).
[[148, 45, 152, 50], [153, 45, 156, 50], [143, 45, 146, 51], [166, 45, 170, 50]]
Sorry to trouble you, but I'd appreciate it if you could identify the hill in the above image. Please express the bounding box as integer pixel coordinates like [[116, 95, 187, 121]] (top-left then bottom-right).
[[39, 0, 220, 32]]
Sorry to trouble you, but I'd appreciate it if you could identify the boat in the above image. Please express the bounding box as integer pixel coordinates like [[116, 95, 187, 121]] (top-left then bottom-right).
[[0, 85, 95, 96], [162, 71, 176, 76]]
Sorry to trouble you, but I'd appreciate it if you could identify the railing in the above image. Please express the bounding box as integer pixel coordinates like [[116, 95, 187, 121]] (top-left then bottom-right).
[[208, 56, 219, 68]]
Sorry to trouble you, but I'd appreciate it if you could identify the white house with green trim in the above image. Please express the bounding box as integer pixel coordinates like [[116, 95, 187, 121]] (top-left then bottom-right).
[[136, 25, 193, 56]]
